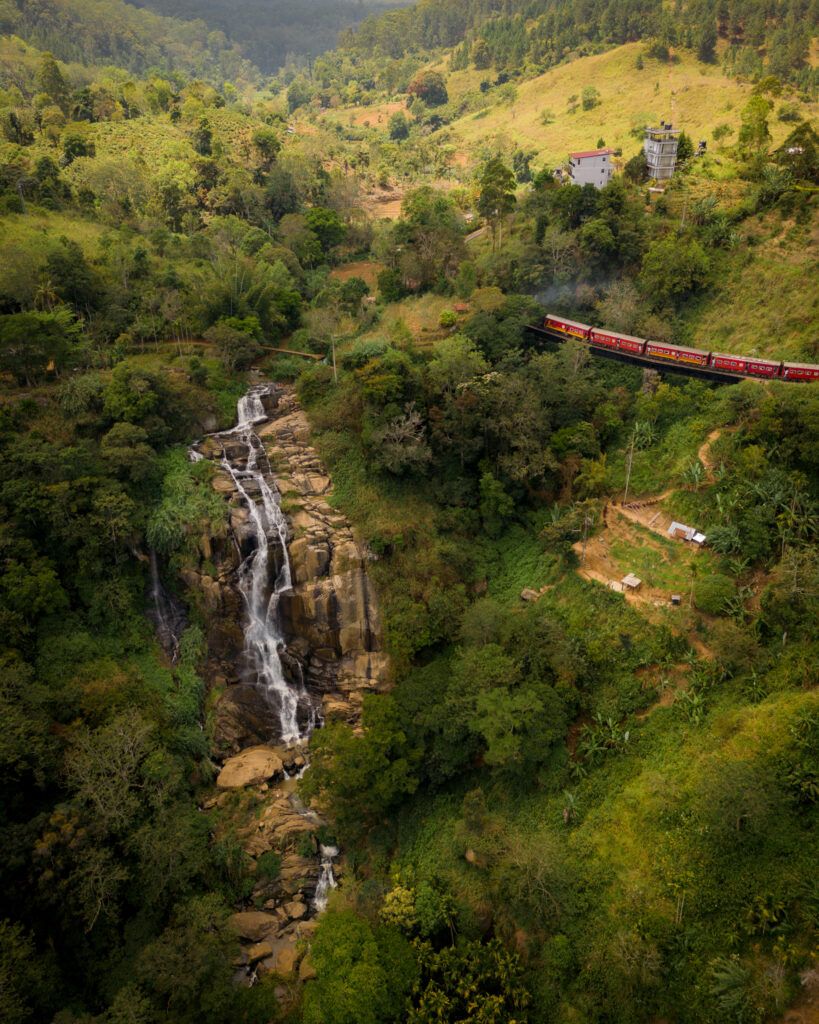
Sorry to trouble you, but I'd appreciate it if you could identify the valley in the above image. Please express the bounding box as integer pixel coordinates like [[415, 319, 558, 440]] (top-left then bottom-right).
[[0, 0, 817, 1022]]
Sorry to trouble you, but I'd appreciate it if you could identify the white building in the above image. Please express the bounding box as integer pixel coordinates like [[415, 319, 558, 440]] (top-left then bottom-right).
[[644, 123, 680, 180], [567, 147, 615, 188]]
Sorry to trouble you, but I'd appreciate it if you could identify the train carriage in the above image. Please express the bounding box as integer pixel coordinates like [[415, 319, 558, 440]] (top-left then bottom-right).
[[545, 314, 592, 340], [542, 313, 818, 382], [645, 341, 710, 367], [710, 353, 781, 378], [781, 362, 819, 382], [589, 328, 646, 354]]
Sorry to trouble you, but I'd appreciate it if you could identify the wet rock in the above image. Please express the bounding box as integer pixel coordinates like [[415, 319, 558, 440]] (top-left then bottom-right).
[[217, 747, 284, 789], [214, 685, 284, 755]]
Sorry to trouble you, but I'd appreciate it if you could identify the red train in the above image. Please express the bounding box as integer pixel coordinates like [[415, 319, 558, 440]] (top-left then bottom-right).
[[545, 315, 819, 382]]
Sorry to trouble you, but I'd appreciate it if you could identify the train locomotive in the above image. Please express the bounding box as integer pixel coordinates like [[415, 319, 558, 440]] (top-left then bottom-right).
[[545, 314, 819, 382]]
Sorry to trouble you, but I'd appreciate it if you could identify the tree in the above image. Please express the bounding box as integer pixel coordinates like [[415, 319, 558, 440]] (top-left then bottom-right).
[[61, 133, 95, 167], [300, 695, 423, 840], [204, 318, 262, 371], [512, 148, 536, 183], [407, 71, 448, 107], [697, 23, 717, 62], [694, 572, 735, 615], [0, 919, 54, 1024], [677, 131, 695, 161], [773, 123, 819, 183], [639, 237, 710, 308], [582, 85, 601, 110], [410, 939, 529, 1022], [252, 127, 281, 168], [0, 308, 80, 386], [624, 151, 648, 183], [304, 206, 347, 253], [136, 895, 246, 1023], [303, 910, 416, 1024], [712, 123, 733, 148], [472, 38, 492, 70], [477, 157, 516, 249], [738, 96, 772, 160], [36, 53, 69, 114], [287, 77, 312, 113], [192, 118, 212, 156], [389, 112, 410, 140]]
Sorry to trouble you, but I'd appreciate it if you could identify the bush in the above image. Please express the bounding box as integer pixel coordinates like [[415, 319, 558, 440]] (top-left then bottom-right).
[[694, 573, 735, 615]]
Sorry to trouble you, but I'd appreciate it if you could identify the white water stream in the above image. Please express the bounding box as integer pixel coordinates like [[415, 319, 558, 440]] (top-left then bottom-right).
[[208, 385, 338, 909], [218, 385, 315, 745]]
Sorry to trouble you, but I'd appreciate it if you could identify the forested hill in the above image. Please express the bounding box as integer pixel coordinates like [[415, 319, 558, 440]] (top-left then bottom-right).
[[339, 0, 817, 89], [1, 0, 261, 86], [131, 0, 408, 73]]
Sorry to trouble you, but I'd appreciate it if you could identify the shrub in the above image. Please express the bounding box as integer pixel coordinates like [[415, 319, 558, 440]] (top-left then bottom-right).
[[694, 573, 735, 615], [256, 850, 282, 881]]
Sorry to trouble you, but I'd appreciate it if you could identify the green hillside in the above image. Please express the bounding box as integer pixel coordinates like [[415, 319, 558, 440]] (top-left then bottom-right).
[[0, 3, 818, 1024]]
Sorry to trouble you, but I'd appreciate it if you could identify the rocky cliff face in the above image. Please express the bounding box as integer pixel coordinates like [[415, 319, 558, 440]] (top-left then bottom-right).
[[185, 385, 390, 756], [177, 383, 390, 990]]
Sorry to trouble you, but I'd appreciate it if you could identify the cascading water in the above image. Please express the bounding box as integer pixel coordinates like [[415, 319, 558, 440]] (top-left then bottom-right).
[[147, 548, 186, 662], [313, 844, 339, 912], [197, 384, 338, 910], [217, 384, 316, 745]]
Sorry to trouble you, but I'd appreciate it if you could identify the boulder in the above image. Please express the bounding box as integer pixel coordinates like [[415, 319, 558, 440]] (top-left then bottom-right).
[[259, 937, 301, 977], [299, 955, 317, 982], [217, 747, 284, 789], [247, 941, 274, 964], [229, 910, 278, 942], [284, 900, 307, 920]]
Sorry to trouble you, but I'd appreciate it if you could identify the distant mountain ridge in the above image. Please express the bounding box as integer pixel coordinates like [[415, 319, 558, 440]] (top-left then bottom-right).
[[4, 0, 261, 85], [131, 0, 410, 72]]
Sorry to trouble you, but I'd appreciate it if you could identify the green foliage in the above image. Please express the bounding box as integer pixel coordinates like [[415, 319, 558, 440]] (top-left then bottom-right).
[[303, 910, 417, 1024], [409, 938, 529, 1023], [0, 308, 81, 386], [639, 236, 711, 308], [146, 449, 225, 557], [300, 694, 424, 840], [694, 572, 735, 615]]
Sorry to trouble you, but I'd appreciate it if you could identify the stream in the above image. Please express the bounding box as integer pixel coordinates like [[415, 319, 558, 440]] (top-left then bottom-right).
[[190, 384, 338, 912]]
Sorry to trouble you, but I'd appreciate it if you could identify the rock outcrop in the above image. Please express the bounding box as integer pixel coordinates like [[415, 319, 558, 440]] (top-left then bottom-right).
[[186, 384, 390, 753], [179, 383, 390, 986], [216, 747, 284, 789]]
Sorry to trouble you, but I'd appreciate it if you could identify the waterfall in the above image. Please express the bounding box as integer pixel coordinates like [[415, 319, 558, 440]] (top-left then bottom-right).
[[218, 385, 315, 745], [197, 384, 338, 915], [312, 844, 339, 912], [147, 548, 186, 661]]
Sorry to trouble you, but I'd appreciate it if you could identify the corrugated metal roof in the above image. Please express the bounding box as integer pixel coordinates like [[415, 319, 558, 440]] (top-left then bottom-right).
[[569, 147, 615, 159]]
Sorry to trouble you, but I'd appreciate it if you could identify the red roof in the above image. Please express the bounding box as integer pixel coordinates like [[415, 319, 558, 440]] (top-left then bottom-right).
[[569, 147, 615, 159]]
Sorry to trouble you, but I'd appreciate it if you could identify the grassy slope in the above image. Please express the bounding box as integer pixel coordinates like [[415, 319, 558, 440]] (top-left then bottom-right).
[[444, 44, 761, 167], [685, 212, 819, 362], [318, 43, 817, 174]]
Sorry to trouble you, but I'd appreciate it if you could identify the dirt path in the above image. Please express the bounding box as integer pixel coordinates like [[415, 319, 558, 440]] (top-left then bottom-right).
[[697, 428, 723, 481]]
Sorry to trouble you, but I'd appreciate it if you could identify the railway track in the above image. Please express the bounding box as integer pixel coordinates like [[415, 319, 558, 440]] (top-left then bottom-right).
[[525, 326, 806, 385]]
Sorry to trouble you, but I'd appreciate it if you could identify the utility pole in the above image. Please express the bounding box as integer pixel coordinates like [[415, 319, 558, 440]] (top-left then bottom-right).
[[623, 426, 637, 505]]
